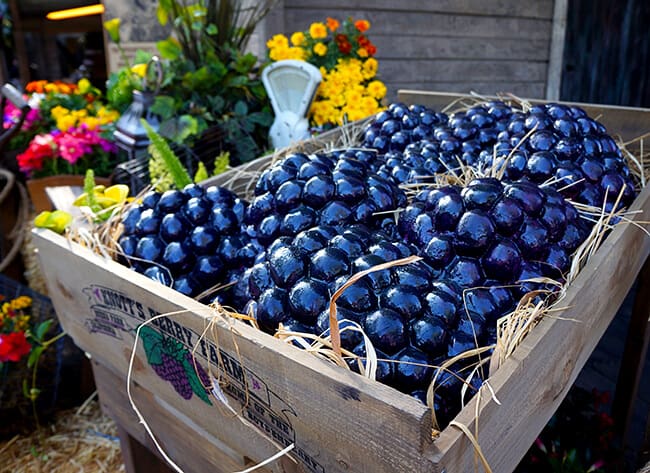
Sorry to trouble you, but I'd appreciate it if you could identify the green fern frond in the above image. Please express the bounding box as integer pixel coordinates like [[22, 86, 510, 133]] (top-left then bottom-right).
[[142, 120, 192, 190]]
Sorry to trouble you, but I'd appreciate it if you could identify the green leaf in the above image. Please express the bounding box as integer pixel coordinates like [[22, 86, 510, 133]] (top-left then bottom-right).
[[27, 346, 45, 369], [176, 115, 199, 142], [182, 356, 211, 405], [157, 38, 182, 60], [151, 96, 177, 120], [138, 325, 164, 365], [35, 319, 55, 341], [233, 100, 248, 117], [143, 120, 193, 190], [134, 49, 153, 65], [206, 23, 218, 35]]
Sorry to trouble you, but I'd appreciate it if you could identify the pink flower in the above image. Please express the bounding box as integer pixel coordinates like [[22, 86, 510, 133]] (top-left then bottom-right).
[[56, 134, 86, 164]]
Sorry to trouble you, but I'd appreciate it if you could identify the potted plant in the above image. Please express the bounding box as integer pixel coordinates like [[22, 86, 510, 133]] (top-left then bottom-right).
[[266, 16, 387, 130], [105, 0, 277, 168], [5, 79, 121, 211]]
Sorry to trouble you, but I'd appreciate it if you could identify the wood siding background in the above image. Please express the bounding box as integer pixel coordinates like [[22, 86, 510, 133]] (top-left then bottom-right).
[[100, 0, 559, 101], [261, 0, 557, 101]]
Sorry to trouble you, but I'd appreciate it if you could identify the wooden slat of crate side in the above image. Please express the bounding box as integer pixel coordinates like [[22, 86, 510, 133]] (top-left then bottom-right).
[[398, 89, 650, 144], [93, 361, 251, 473], [33, 229, 436, 473], [429, 185, 650, 472]]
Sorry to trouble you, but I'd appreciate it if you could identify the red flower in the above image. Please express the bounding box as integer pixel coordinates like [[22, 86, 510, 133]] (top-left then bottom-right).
[[358, 35, 370, 47], [365, 42, 377, 56], [0, 331, 32, 362], [338, 41, 352, 54]]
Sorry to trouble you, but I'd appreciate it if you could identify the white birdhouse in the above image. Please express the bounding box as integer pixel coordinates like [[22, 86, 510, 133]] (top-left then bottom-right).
[[262, 59, 322, 150]]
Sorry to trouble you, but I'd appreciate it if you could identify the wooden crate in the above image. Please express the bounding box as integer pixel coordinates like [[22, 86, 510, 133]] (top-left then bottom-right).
[[32, 95, 650, 473]]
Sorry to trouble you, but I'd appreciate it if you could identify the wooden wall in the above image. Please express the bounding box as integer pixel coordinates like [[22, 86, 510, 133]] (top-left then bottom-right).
[[99, 0, 562, 102], [263, 0, 559, 101]]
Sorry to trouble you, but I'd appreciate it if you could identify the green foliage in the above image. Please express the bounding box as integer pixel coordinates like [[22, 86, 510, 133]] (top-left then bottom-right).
[[105, 0, 277, 165], [144, 120, 193, 191]]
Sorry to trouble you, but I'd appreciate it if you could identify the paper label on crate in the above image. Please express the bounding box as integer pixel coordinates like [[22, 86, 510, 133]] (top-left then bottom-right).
[[81, 284, 325, 473]]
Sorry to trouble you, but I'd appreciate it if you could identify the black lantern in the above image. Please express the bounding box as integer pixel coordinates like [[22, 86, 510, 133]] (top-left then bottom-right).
[[113, 57, 163, 161]]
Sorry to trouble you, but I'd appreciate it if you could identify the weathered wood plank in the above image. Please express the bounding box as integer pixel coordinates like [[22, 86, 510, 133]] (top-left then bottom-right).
[[284, 9, 552, 40], [380, 59, 547, 82], [95, 361, 251, 473], [286, 0, 554, 19], [389, 82, 546, 100], [373, 35, 549, 61], [428, 184, 650, 473], [546, 0, 569, 99], [398, 90, 650, 144], [33, 229, 435, 473]]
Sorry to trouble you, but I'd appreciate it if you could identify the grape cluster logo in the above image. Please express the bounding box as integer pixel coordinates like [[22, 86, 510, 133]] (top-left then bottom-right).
[[138, 325, 212, 405]]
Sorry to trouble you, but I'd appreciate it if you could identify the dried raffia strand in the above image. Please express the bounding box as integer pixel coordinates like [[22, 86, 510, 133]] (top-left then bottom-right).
[[328, 255, 422, 358]]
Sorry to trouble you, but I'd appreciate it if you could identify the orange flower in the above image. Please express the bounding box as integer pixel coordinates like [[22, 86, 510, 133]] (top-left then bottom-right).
[[26, 80, 47, 94], [326, 17, 340, 31], [354, 19, 370, 32]]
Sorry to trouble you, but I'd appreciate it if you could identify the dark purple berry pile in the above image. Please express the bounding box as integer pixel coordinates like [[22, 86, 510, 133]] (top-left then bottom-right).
[[118, 183, 262, 301], [361, 102, 448, 154], [398, 177, 590, 299], [362, 102, 637, 212], [364, 101, 515, 186], [236, 224, 497, 417], [477, 103, 637, 210], [243, 150, 406, 246]]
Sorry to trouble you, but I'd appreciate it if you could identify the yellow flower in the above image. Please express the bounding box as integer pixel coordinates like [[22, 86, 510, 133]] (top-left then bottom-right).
[[50, 105, 68, 118], [104, 18, 121, 43], [82, 116, 100, 130], [313, 42, 327, 56], [290, 31, 305, 46], [309, 22, 328, 39], [266, 34, 289, 50], [11, 296, 32, 311], [344, 88, 363, 106], [367, 80, 387, 100], [362, 57, 378, 79], [2, 302, 10, 315], [56, 115, 77, 132], [131, 63, 147, 77], [14, 315, 31, 331], [77, 78, 92, 94], [357, 47, 369, 58]]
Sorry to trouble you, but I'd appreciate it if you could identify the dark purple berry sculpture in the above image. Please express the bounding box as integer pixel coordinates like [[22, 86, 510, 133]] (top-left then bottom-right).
[[478, 103, 637, 211], [243, 151, 406, 247], [118, 184, 262, 302], [235, 223, 495, 414], [398, 177, 590, 300]]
